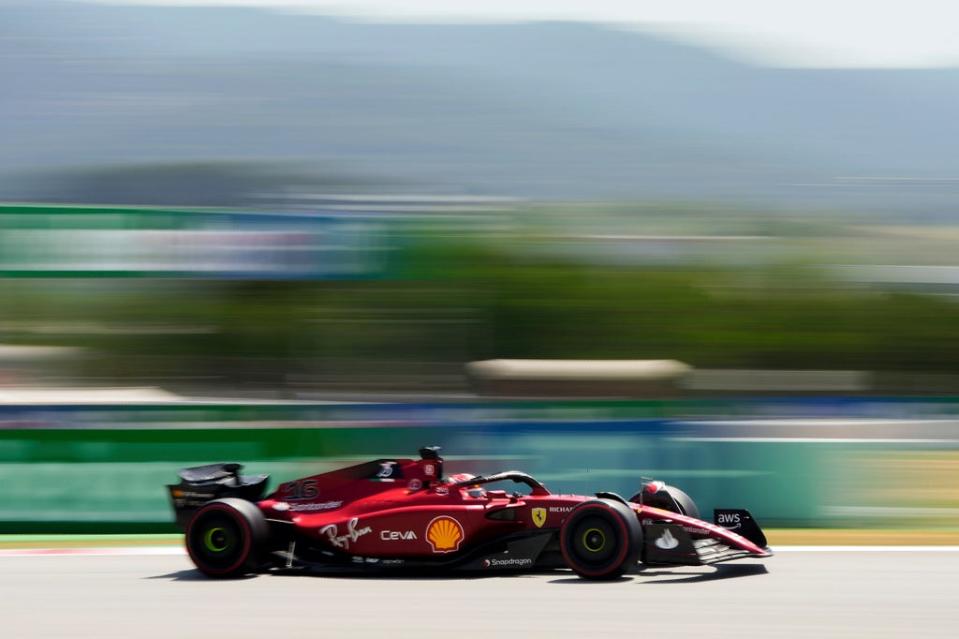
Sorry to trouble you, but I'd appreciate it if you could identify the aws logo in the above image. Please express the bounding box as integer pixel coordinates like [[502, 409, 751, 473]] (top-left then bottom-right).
[[717, 512, 742, 530], [425, 516, 464, 553]]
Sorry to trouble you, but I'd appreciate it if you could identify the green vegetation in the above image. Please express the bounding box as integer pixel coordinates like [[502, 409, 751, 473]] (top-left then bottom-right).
[[3, 233, 959, 390]]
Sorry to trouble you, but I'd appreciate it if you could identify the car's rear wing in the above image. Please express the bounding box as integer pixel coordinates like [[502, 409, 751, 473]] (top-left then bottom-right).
[[167, 463, 269, 529]]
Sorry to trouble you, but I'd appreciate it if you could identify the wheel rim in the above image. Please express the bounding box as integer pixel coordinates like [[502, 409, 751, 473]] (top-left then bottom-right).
[[568, 515, 617, 565], [188, 510, 246, 572], [203, 527, 230, 553], [582, 528, 606, 552]]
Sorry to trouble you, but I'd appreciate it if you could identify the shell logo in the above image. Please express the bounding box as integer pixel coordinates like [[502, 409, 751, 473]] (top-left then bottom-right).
[[425, 516, 465, 553]]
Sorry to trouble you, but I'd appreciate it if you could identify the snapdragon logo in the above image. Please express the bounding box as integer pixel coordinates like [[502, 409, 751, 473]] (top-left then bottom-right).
[[482, 557, 533, 569]]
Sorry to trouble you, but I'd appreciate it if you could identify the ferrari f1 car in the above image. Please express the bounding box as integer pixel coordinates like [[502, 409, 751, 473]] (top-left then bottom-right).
[[168, 447, 771, 580]]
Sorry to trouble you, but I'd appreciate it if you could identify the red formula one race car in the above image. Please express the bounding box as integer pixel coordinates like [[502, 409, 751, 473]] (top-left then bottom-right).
[[168, 447, 771, 580]]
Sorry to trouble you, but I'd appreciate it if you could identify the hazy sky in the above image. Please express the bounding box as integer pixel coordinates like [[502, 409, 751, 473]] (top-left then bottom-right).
[[97, 1, 959, 68]]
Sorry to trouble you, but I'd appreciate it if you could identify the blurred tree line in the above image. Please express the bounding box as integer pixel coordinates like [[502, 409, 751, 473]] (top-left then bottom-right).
[[2, 236, 959, 393]]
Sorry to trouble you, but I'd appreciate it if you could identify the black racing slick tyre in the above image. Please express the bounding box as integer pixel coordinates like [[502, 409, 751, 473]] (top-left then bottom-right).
[[560, 499, 642, 580], [185, 498, 268, 578], [630, 485, 701, 520]]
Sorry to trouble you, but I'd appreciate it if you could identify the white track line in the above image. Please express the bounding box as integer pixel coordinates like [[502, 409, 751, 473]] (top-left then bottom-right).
[[2, 545, 959, 557], [773, 546, 959, 552], [673, 437, 959, 444]]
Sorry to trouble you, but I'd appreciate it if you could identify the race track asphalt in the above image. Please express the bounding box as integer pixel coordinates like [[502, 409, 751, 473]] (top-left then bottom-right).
[[1, 550, 957, 638]]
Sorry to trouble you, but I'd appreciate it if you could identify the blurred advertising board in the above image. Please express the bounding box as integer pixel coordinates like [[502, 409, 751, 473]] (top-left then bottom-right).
[[0, 205, 393, 279]]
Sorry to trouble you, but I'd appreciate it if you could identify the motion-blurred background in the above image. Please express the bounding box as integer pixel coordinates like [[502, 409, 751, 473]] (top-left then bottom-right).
[[1, 0, 958, 539]]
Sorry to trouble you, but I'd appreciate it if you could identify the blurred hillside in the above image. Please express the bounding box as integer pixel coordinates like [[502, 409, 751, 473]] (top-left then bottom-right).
[[2, 1, 959, 214]]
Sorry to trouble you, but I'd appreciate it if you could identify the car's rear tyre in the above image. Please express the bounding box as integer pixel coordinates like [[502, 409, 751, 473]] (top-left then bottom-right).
[[186, 498, 268, 578], [560, 499, 642, 580], [630, 485, 700, 520]]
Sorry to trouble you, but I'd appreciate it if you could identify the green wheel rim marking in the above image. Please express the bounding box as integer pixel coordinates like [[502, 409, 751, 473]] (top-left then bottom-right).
[[582, 527, 606, 552], [203, 527, 229, 553]]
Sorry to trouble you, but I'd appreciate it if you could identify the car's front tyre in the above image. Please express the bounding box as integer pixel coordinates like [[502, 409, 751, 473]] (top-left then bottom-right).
[[559, 499, 642, 580]]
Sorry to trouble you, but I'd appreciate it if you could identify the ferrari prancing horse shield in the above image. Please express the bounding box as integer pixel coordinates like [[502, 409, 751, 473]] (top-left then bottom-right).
[[531, 507, 547, 528]]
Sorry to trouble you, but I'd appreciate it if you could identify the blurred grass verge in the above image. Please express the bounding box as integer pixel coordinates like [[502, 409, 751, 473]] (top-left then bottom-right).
[[767, 529, 959, 546], [0, 534, 181, 548], [0, 530, 956, 549]]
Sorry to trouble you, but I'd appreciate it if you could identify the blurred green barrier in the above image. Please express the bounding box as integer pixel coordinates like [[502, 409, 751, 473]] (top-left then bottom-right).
[[0, 423, 847, 533], [0, 425, 447, 532], [3, 398, 959, 532]]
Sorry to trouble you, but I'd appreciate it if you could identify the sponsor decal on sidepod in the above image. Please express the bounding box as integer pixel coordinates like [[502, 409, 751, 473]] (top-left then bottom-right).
[[380, 530, 417, 541], [425, 516, 464, 553], [320, 518, 372, 550]]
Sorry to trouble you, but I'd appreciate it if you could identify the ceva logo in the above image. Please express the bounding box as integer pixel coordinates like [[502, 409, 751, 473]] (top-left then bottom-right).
[[380, 530, 417, 541]]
